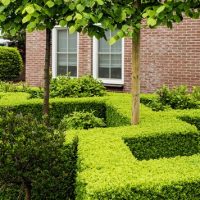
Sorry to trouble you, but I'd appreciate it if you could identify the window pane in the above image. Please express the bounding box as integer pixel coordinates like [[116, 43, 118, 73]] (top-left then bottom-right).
[[68, 54, 77, 66], [57, 54, 67, 66], [97, 30, 123, 80], [111, 40, 121, 53], [68, 32, 77, 52], [99, 67, 109, 78], [111, 54, 122, 79], [99, 39, 109, 52], [68, 66, 77, 77], [99, 54, 109, 68], [111, 68, 121, 79], [57, 54, 67, 75], [57, 66, 67, 75], [111, 55, 121, 68], [57, 30, 67, 52], [99, 31, 110, 52]]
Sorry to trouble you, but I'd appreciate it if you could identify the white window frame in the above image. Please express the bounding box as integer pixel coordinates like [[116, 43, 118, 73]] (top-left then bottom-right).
[[52, 26, 79, 78], [93, 36, 124, 85]]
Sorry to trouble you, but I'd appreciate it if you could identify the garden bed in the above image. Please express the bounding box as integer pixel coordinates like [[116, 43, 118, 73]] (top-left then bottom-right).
[[0, 92, 200, 199]]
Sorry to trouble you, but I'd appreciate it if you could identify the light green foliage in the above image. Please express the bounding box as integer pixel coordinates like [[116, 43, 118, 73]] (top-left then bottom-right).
[[50, 75, 106, 98], [0, 111, 77, 199], [0, 76, 106, 99], [0, 92, 200, 198], [65, 93, 200, 199], [192, 86, 200, 101], [0, 92, 107, 128], [141, 85, 199, 111], [58, 111, 105, 131], [0, 47, 23, 81], [0, 81, 43, 98], [143, 1, 200, 29], [0, 0, 76, 35]]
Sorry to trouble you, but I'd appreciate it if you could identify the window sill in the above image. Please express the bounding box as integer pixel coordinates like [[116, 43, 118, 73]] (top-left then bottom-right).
[[103, 83, 124, 88]]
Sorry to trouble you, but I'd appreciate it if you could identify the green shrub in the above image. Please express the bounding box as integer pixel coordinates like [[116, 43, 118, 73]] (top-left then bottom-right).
[[192, 86, 200, 101], [157, 85, 198, 109], [50, 75, 106, 98], [124, 132, 199, 160], [59, 111, 105, 131], [0, 47, 23, 81], [74, 122, 200, 200], [0, 94, 107, 128], [143, 85, 198, 111], [0, 112, 77, 200], [0, 81, 43, 99]]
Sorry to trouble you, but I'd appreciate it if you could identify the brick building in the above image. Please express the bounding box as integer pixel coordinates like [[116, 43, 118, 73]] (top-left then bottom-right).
[[26, 18, 200, 93]]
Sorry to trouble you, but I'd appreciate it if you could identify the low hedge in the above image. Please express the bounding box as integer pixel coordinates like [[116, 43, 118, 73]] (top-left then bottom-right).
[[0, 93, 106, 127], [65, 93, 200, 199], [73, 123, 200, 199], [0, 47, 23, 81], [1, 92, 200, 199]]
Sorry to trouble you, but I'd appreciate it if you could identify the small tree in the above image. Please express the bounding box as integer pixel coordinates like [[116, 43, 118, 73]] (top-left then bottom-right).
[[62, 0, 200, 124], [0, 0, 76, 123], [0, 111, 73, 200]]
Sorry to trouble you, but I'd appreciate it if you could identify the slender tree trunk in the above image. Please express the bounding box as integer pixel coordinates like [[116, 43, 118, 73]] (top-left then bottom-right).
[[24, 182, 31, 200], [131, 30, 141, 125], [43, 28, 51, 125]]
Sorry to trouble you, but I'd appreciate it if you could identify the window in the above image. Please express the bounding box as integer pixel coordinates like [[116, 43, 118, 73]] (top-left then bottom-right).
[[93, 31, 124, 84], [52, 27, 78, 78]]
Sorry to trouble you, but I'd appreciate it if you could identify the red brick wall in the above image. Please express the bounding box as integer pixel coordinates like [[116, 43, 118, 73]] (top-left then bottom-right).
[[140, 18, 200, 93], [78, 33, 92, 76], [26, 31, 46, 87], [26, 18, 200, 92]]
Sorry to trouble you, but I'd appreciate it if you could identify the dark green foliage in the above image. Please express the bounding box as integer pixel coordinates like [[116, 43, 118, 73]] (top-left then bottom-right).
[[50, 75, 106, 98], [157, 85, 198, 109], [59, 111, 105, 131], [180, 116, 200, 130], [125, 132, 200, 160], [106, 105, 130, 127], [0, 99, 106, 129], [192, 86, 200, 101], [143, 85, 199, 111], [0, 47, 23, 81], [0, 112, 77, 200], [0, 81, 43, 98]]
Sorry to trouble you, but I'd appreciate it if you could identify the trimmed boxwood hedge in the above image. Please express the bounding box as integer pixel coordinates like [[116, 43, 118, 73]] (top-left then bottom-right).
[[0, 47, 23, 81], [1, 92, 200, 199], [0, 93, 106, 127], [66, 93, 200, 199]]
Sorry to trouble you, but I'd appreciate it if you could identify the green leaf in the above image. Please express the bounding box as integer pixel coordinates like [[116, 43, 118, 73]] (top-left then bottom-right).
[[75, 13, 82, 20], [66, 15, 72, 21], [46, 1, 55, 8], [96, 0, 104, 5], [25, 5, 35, 14], [59, 20, 67, 27], [1, 0, 10, 6], [69, 26, 76, 33], [22, 14, 32, 23], [76, 4, 84, 12], [147, 18, 157, 26], [117, 30, 124, 38], [0, 14, 6, 22], [156, 5, 166, 14], [109, 37, 116, 45]]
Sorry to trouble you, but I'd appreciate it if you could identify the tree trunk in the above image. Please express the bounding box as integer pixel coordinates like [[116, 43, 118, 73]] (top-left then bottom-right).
[[24, 182, 31, 200], [131, 30, 141, 125], [43, 28, 51, 125]]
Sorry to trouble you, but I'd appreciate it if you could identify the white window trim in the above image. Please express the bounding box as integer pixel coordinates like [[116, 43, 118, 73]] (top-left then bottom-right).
[[93, 36, 124, 85], [52, 26, 79, 78]]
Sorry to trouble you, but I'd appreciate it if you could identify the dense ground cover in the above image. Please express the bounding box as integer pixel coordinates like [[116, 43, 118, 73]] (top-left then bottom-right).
[[0, 92, 200, 199], [67, 93, 200, 199]]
